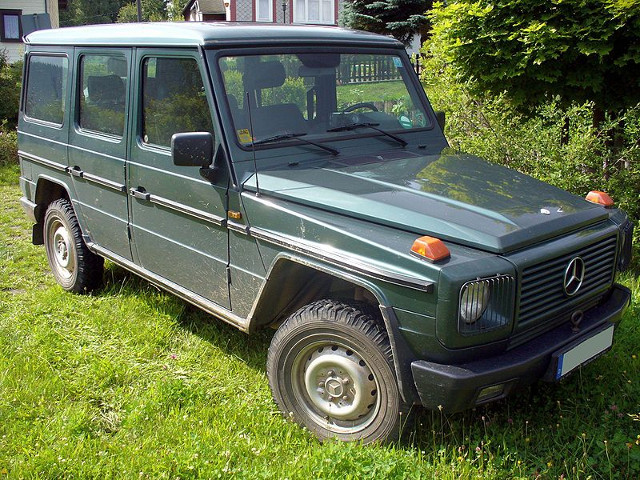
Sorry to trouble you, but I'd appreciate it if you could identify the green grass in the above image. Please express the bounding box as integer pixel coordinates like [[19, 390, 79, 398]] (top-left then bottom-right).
[[1, 164, 639, 478]]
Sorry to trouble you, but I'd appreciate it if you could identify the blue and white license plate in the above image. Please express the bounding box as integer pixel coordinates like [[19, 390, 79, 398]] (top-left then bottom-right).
[[555, 325, 614, 380]]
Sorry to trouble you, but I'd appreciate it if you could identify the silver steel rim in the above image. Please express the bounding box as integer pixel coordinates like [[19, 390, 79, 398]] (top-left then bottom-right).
[[49, 220, 75, 280], [292, 340, 380, 434]]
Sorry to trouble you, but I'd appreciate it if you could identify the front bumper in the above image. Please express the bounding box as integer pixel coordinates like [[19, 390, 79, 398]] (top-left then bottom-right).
[[411, 284, 631, 412]]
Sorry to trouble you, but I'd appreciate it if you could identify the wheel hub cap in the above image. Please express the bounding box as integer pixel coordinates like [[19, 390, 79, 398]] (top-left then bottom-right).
[[49, 223, 74, 280], [325, 377, 344, 398], [303, 346, 377, 421], [54, 226, 71, 269]]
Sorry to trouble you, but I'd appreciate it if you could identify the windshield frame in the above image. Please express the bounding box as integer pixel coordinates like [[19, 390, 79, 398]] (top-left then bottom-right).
[[208, 46, 437, 154]]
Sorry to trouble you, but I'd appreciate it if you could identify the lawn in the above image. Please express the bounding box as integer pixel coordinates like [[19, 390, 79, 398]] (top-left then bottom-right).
[[1, 163, 639, 479]]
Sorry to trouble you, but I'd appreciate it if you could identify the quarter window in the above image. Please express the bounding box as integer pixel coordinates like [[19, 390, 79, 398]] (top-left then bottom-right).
[[78, 55, 127, 137], [24, 55, 68, 125], [142, 57, 213, 148]]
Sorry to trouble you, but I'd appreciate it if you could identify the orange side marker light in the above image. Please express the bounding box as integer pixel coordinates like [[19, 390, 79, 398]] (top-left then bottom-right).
[[411, 236, 450, 262], [585, 190, 614, 208]]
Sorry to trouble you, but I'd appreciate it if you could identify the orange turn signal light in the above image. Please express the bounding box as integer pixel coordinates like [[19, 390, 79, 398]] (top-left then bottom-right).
[[411, 236, 450, 262], [585, 190, 614, 208]]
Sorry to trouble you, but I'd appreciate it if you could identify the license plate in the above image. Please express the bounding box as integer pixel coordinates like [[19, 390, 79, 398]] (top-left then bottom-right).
[[555, 325, 614, 380]]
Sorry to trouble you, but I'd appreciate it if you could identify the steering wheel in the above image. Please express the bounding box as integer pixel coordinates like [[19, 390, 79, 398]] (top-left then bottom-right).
[[342, 102, 379, 113]]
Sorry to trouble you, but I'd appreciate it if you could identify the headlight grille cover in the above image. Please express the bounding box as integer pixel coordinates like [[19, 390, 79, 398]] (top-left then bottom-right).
[[458, 275, 515, 335]]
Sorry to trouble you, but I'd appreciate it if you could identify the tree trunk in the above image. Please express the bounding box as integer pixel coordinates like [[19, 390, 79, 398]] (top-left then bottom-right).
[[560, 116, 569, 146]]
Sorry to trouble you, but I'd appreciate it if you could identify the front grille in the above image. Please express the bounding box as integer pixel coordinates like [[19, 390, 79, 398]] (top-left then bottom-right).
[[518, 235, 617, 326]]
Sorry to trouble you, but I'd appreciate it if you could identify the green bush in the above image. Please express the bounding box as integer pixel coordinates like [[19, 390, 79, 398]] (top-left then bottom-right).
[[0, 52, 22, 128], [421, 41, 640, 262], [0, 121, 18, 166]]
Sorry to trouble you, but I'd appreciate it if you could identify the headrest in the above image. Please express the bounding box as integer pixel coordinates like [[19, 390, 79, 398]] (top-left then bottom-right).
[[247, 61, 285, 89], [88, 75, 124, 104]]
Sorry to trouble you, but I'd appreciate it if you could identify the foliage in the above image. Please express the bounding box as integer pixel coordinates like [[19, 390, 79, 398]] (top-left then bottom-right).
[[0, 122, 17, 166], [428, 0, 640, 113], [1, 163, 640, 477], [0, 52, 22, 129], [117, 0, 167, 22], [341, 0, 432, 45], [60, 0, 132, 26], [421, 41, 640, 260], [62, 0, 190, 25]]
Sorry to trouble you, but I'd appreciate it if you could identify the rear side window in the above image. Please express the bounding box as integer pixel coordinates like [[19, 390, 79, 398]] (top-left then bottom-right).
[[24, 55, 68, 125], [78, 54, 127, 136], [142, 57, 213, 147]]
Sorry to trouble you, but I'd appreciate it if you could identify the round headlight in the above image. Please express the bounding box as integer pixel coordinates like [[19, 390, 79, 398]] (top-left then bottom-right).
[[460, 281, 490, 324]]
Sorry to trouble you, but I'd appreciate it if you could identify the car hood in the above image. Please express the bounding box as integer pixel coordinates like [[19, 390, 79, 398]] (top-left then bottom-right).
[[243, 152, 609, 253]]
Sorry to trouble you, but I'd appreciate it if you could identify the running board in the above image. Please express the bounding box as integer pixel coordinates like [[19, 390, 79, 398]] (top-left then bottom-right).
[[88, 242, 249, 332]]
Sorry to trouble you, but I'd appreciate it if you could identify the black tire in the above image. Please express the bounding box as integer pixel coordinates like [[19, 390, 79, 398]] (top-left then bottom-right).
[[43, 198, 104, 293], [267, 299, 409, 443]]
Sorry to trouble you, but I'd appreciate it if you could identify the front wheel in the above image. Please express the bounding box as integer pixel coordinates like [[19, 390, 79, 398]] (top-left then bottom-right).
[[267, 300, 408, 443], [43, 198, 104, 293]]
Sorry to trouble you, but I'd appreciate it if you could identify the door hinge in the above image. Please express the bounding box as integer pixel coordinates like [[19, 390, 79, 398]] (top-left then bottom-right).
[[226, 266, 232, 286]]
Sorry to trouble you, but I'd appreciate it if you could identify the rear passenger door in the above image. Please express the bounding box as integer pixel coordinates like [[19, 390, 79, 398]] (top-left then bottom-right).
[[127, 50, 230, 308], [68, 49, 133, 261]]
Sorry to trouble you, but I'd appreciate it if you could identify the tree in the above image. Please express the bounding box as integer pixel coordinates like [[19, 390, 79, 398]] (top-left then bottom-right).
[[427, 1, 640, 118], [60, 0, 131, 26], [341, 0, 432, 45], [117, 0, 168, 22], [61, 0, 190, 25]]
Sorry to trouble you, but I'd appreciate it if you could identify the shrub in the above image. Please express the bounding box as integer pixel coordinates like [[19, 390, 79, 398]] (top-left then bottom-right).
[[421, 40, 640, 263], [0, 50, 22, 128], [0, 121, 18, 166]]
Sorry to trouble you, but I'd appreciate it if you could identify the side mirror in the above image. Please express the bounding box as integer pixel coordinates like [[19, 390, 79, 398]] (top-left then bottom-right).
[[171, 132, 213, 167], [435, 111, 446, 131]]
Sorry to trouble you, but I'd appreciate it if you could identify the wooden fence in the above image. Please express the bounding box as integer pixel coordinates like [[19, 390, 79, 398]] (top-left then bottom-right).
[[336, 55, 422, 84]]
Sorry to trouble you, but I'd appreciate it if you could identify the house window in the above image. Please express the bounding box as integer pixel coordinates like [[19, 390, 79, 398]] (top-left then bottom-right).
[[1, 10, 22, 42], [256, 0, 273, 22], [294, 0, 334, 24]]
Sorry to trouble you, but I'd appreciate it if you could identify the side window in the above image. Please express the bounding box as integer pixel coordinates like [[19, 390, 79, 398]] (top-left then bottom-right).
[[142, 57, 213, 148], [78, 55, 127, 136], [24, 55, 68, 125]]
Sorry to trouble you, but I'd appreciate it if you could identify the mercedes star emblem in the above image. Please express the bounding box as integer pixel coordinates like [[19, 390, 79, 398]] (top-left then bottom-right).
[[563, 257, 585, 296]]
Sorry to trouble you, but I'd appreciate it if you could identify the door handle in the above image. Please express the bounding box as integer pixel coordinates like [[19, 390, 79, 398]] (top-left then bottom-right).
[[130, 187, 150, 201], [69, 166, 83, 178]]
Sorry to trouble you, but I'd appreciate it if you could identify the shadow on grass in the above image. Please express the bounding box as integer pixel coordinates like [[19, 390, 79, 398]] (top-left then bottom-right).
[[100, 262, 272, 372]]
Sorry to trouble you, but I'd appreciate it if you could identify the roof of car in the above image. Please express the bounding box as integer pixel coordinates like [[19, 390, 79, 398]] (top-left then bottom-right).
[[24, 22, 404, 48]]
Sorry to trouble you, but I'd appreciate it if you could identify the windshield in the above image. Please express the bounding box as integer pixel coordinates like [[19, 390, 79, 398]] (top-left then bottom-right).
[[218, 52, 430, 147]]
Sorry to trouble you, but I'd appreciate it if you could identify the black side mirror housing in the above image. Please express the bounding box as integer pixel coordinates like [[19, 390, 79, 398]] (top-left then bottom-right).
[[171, 132, 213, 167]]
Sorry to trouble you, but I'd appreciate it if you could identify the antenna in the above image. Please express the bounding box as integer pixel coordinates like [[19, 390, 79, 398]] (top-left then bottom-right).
[[246, 91, 260, 197]]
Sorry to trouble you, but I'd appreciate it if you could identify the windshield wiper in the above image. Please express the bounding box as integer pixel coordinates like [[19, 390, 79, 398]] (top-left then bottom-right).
[[327, 122, 408, 147], [250, 132, 339, 156]]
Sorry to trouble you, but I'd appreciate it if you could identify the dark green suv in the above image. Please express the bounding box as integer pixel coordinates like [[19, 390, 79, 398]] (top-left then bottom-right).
[[18, 22, 632, 443]]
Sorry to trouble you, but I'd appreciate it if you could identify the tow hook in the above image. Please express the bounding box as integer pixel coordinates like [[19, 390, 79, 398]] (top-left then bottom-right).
[[570, 310, 584, 333]]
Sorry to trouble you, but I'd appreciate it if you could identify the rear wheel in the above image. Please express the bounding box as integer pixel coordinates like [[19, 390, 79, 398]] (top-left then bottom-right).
[[267, 299, 408, 443], [43, 198, 104, 293]]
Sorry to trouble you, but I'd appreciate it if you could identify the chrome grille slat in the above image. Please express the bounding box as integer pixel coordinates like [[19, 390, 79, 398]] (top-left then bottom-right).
[[518, 235, 617, 325]]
